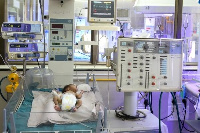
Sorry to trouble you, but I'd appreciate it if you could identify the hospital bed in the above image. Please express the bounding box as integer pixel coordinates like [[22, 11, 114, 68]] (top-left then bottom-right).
[[3, 68, 104, 133]]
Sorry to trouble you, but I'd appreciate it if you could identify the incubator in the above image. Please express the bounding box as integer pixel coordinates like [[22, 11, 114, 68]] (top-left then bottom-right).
[[3, 68, 104, 133]]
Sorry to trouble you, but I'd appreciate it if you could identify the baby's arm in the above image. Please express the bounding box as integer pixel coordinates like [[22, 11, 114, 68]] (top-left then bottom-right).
[[53, 96, 62, 111], [76, 90, 84, 99]]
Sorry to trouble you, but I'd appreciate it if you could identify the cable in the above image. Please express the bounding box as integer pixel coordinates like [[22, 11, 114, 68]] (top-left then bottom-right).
[[171, 92, 182, 133], [180, 108, 195, 132], [158, 92, 163, 133], [161, 105, 174, 121], [0, 54, 11, 70], [115, 106, 146, 120], [0, 76, 8, 102], [179, 99, 195, 132], [149, 92, 153, 114]]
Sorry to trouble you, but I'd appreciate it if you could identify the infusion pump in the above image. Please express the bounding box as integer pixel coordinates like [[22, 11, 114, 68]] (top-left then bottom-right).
[[112, 38, 183, 92]]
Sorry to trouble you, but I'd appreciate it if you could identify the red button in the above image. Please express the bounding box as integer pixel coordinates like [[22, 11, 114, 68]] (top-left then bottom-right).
[[128, 63, 131, 65], [152, 76, 156, 79], [152, 82, 155, 85], [127, 76, 131, 79], [128, 49, 132, 52], [128, 69, 131, 72]]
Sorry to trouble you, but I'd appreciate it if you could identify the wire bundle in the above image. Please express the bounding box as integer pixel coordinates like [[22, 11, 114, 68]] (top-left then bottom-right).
[[115, 106, 146, 120]]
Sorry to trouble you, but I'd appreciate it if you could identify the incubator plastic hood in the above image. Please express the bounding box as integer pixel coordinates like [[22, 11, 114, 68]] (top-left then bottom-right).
[[133, 0, 200, 14]]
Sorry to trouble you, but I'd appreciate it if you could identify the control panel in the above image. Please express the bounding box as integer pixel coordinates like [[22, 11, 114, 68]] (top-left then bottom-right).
[[49, 19, 73, 61], [1, 22, 43, 40], [8, 43, 41, 60], [112, 38, 183, 92]]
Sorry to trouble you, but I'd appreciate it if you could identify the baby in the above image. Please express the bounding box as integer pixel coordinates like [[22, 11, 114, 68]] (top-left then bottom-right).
[[53, 84, 84, 112]]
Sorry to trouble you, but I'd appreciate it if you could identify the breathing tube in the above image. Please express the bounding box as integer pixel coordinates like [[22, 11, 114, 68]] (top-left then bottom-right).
[[0, 76, 8, 102]]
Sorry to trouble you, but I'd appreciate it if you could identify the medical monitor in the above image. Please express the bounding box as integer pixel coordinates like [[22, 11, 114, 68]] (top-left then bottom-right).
[[88, 0, 116, 23]]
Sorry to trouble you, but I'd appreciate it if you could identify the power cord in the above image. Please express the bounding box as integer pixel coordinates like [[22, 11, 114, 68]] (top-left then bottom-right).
[[115, 106, 146, 120], [161, 105, 174, 120], [149, 92, 153, 114], [180, 99, 195, 132], [171, 92, 182, 133], [0, 76, 8, 102]]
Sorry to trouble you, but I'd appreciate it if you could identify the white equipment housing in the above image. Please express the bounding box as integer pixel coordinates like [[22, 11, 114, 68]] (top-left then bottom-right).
[[1, 22, 43, 40], [48, 0, 74, 87], [112, 38, 183, 92], [7, 42, 45, 60]]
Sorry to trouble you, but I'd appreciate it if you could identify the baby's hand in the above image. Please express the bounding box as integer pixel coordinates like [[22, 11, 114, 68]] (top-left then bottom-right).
[[54, 105, 61, 111], [80, 90, 84, 94]]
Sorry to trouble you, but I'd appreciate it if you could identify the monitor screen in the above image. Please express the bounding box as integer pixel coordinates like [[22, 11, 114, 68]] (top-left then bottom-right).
[[88, 0, 116, 23]]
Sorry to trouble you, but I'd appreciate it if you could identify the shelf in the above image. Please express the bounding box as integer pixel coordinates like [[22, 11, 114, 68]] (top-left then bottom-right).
[[76, 25, 120, 31]]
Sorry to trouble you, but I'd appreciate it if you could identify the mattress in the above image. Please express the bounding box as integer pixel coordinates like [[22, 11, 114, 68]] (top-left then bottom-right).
[[10, 88, 100, 133]]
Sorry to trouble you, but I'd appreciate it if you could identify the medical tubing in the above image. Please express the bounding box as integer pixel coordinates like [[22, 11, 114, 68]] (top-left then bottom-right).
[[171, 92, 182, 133], [148, 93, 151, 110], [158, 92, 163, 133], [0, 76, 8, 102], [149, 92, 153, 113]]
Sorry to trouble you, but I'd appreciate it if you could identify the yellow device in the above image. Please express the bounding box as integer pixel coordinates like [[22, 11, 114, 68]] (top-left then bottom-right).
[[6, 66, 20, 94]]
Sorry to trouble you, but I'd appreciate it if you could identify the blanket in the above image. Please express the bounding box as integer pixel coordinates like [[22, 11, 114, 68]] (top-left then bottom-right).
[[28, 91, 101, 127]]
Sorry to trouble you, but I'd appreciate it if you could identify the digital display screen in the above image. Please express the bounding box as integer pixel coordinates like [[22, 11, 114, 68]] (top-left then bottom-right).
[[52, 24, 63, 29], [10, 44, 28, 48], [52, 43, 60, 45], [3, 24, 21, 28], [91, 1, 114, 18], [52, 31, 58, 34]]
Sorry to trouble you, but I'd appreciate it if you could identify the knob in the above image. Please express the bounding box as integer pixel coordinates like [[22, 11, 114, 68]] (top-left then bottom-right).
[[127, 82, 131, 85], [68, 52, 73, 56], [128, 49, 132, 52], [127, 76, 131, 79], [164, 76, 167, 79], [140, 69, 143, 72], [140, 82, 143, 85], [128, 69, 131, 72], [153, 56, 156, 59], [143, 45, 149, 50], [152, 82, 156, 85], [128, 63, 131, 66], [140, 56, 144, 59], [152, 76, 156, 79], [140, 76, 143, 79]]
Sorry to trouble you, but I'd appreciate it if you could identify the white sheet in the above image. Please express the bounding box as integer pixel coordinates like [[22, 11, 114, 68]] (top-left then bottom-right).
[[28, 91, 101, 127]]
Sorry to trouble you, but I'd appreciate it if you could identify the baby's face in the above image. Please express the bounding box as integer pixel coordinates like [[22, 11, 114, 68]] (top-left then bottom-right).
[[69, 85, 78, 93]]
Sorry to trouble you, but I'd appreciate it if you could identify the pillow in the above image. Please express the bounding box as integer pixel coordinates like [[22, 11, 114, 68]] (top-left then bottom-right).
[[77, 84, 91, 91]]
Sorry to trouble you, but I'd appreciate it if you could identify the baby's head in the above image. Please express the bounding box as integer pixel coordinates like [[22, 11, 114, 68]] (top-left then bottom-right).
[[62, 84, 77, 93]]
